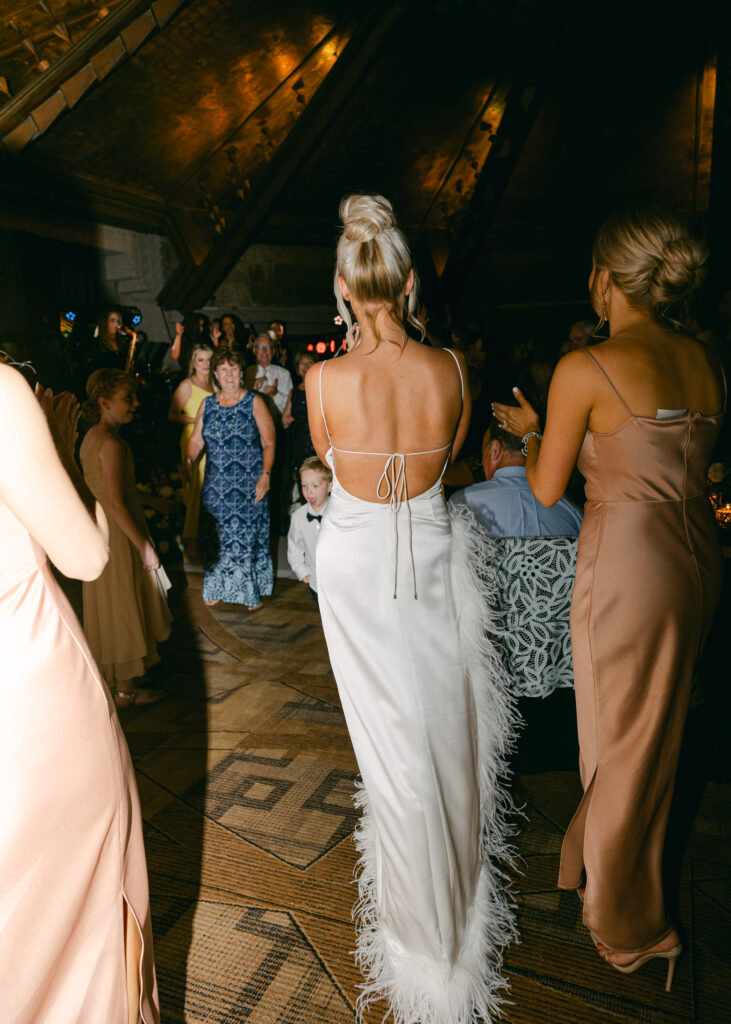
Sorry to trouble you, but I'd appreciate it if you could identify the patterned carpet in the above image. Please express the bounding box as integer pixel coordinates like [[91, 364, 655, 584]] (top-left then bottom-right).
[[111, 573, 730, 1024]]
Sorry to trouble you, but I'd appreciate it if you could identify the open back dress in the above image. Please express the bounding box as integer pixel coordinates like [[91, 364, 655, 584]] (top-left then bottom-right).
[[315, 354, 517, 1024]]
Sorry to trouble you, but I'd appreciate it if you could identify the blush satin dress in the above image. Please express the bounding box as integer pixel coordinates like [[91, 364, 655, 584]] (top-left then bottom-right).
[[559, 349, 725, 952], [0, 500, 159, 1022], [315, 355, 517, 1024]]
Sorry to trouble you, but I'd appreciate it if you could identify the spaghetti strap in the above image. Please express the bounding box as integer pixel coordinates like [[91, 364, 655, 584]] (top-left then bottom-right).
[[581, 348, 634, 416], [318, 361, 332, 444], [446, 348, 464, 401]]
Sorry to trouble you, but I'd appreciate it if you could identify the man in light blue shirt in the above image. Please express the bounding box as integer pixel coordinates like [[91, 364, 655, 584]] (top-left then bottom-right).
[[450, 419, 582, 537]]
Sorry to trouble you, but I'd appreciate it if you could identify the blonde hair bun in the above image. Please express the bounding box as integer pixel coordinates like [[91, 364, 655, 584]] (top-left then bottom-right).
[[340, 194, 396, 243], [594, 205, 707, 325], [651, 235, 707, 306], [334, 193, 423, 345]]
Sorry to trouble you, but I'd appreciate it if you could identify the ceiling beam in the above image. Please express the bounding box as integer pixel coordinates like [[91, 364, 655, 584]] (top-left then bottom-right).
[[158, 0, 411, 311], [0, 156, 169, 233], [438, 74, 543, 300], [0, 0, 191, 152]]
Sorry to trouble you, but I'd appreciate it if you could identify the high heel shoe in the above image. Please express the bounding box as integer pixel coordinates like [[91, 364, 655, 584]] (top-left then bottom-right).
[[604, 942, 682, 992]]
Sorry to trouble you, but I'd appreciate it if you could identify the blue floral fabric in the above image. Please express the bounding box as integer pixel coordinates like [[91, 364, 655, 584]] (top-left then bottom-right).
[[199, 392, 274, 605]]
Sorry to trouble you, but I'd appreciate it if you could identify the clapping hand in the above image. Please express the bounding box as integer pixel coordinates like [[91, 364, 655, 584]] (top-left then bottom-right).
[[36, 385, 80, 459], [492, 388, 541, 439]]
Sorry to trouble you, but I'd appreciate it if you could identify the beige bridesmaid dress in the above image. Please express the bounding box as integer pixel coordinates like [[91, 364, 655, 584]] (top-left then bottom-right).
[[559, 349, 724, 952], [81, 433, 172, 684], [0, 500, 159, 1022]]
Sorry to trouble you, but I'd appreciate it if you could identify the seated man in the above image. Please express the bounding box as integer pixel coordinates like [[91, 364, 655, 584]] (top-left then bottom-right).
[[450, 416, 582, 536], [451, 416, 583, 773]]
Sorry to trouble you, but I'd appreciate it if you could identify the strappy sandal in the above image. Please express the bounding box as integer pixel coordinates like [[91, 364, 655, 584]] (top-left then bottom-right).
[[599, 937, 683, 992]]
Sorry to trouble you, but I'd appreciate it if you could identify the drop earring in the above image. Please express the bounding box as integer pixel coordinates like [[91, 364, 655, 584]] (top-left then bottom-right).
[[594, 291, 608, 334]]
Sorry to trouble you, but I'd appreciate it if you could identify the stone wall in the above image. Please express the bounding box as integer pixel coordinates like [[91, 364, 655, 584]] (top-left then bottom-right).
[[204, 243, 336, 336]]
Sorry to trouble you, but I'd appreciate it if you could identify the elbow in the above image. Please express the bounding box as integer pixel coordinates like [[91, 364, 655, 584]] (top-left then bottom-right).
[[78, 546, 109, 581], [58, 542, 109, 582], [532, 485, 561, 508]]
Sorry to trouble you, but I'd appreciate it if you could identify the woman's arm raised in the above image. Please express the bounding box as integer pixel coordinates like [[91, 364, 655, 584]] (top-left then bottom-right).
[[494, 350, 594, 506], [0, 365, 109, 580]]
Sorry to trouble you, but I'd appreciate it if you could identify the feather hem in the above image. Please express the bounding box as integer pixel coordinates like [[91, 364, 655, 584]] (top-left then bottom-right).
[[350, 504, 519, 1024]]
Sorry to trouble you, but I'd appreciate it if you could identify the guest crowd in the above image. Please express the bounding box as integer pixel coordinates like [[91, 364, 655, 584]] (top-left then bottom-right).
[[1, 198, 729, 1024]]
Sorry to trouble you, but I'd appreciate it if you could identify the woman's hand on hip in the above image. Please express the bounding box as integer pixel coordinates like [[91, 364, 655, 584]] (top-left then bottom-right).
[[254, 473, 270, 503]]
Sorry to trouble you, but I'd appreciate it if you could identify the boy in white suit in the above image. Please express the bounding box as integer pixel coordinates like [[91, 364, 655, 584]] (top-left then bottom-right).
[[287, 456, 332, 604]]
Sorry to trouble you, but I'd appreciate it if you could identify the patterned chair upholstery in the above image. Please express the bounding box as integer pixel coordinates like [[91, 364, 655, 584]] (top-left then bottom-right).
[[492, 535, 578, 697]]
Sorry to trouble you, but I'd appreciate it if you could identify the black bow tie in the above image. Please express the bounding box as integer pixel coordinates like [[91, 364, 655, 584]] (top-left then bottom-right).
[[306, 512, 322, 523]]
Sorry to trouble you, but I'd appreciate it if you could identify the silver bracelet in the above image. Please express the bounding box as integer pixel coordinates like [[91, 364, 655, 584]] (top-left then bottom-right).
[[521, 431, 543, 456]]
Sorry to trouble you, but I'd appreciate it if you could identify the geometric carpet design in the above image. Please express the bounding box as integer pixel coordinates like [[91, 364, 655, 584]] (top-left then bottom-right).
[[101, 572, 730, 1024], [185, 750, 358, 867]]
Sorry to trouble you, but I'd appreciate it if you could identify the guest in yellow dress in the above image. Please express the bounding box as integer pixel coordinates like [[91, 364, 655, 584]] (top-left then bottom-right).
[[168, 345, 214, 560]]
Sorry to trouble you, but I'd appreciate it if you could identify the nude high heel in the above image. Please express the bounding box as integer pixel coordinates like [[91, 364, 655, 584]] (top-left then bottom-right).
[[607, 943, 683, 992]]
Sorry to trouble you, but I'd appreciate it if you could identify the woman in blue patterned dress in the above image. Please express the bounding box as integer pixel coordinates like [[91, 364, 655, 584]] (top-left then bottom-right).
[[186, 347, 275, 609]]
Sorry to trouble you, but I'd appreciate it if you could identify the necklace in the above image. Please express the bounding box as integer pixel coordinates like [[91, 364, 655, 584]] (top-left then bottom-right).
[[214, 390, 242, 441]]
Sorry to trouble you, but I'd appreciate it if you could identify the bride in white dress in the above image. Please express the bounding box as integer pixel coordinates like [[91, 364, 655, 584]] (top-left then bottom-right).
[[306, 195, 517, 1024]]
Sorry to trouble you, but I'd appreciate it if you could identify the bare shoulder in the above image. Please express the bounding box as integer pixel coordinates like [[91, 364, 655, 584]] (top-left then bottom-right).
[[0, 362, 39, 415], [406, 342, 466, 380], [175, 377, 193, 398], [97, 431, 125, 459], [553, 347, 598, 382]]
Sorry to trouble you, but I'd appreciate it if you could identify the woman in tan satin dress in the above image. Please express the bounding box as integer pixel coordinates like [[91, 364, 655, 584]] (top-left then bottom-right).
[[0, 365, 159, 1023], [495, 206, 724, 988]]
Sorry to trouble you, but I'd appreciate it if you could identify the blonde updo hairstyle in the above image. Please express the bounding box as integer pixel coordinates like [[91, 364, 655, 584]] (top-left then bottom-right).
[[81, 368, 135, 424], [335, 194, 423, 347], [593, 205, 707, 329]]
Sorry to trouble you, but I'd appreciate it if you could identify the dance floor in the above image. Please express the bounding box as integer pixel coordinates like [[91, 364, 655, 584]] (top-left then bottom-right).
[[100, 573, 729, 1024]]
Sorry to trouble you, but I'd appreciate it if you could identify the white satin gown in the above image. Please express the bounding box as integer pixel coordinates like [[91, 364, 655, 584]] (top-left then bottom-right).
[[315, 355, 517, 1024]]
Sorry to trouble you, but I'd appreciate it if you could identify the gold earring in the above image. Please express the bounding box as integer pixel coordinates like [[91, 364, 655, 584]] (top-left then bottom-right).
[[595, 291, 608, 332]]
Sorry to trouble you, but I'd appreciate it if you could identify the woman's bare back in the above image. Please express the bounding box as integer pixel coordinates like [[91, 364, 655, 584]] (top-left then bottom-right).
[[307, 341, 469, 501]]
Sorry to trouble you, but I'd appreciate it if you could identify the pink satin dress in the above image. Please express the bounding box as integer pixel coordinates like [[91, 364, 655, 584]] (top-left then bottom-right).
[[0, 499, 159, 1023], [558, 350, 724, 952]]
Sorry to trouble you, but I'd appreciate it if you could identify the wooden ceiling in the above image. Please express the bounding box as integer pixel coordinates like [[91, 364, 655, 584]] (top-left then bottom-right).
[[0, 0, 725, 312]]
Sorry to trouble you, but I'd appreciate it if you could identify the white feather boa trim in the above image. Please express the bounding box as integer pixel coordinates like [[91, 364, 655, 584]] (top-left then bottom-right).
[[350, 503, 519, 1024]]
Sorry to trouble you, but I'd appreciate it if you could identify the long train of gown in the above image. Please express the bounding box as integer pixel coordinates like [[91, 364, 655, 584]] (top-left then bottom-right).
[[317, 451, 517, 1024], [558, 350, 724, 951], [0, 501, 159, 1023]]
